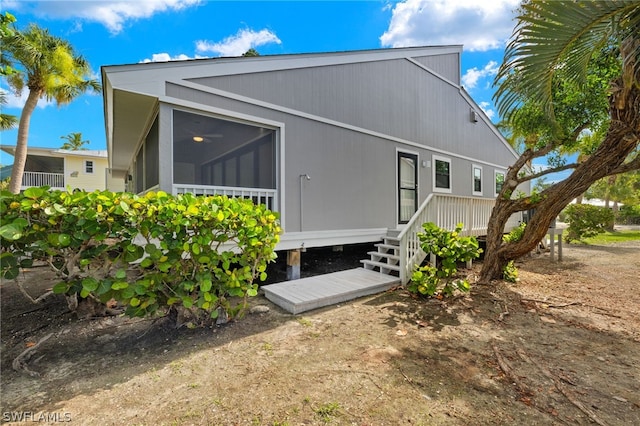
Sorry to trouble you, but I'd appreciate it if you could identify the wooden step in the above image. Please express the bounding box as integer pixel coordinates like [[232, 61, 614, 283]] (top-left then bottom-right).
[[360, 259, 401, 272], [383, 236, 400, 245], [367, 251, 400, 261], [375, 243, 400, 252]]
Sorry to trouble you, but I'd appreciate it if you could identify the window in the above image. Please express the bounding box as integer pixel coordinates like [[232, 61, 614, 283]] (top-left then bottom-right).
[[85, 160, 94, 174], [472, 165, 482, 196], [433, 155, 451, 193], [495, 170, 505, 195]]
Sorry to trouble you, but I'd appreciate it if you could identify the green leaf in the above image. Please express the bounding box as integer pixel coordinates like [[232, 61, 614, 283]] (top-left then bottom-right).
[[0, 224, 23, 241], [19, 258, 33, 268], [111, 281, 129, 290], [82, 277, 99, 292], [52, 281, 69, 294], [23, 187, 46, 199], [140, 258, 153, 268], [200, 279, 212, 293], [58, 234, 71, 247], [115, 268, 127, 280], [96, 280, 112, 295]]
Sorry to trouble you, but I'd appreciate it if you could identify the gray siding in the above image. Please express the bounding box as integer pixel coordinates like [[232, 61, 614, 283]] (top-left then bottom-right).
[[411, 53, 460, 84], [186, 56, 515, 167], [166, 83, 517, 233]]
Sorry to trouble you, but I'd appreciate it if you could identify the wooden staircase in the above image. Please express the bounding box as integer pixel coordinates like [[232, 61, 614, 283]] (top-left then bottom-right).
[[360, 230, 402, 276], [360, 194, 524, 285]]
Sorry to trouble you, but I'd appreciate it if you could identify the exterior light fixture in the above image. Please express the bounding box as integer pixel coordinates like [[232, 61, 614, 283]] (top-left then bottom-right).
[[193, 136, 204, 142]]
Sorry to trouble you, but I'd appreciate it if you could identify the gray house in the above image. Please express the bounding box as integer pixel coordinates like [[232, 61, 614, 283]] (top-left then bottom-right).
[[102, 45, 523, 288]]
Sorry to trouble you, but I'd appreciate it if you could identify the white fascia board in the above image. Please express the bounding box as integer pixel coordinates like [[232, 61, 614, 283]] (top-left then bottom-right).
[[101, 46, 463, 83], [405, 57, 460, 89]]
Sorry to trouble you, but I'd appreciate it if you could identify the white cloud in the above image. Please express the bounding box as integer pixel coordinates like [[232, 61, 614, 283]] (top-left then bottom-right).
[[380, 0, 519, 51], [1, 88, 54, 110], [8, 0, 202, 34], [196, 29, 281, 57], [140, 52, 204, 63], [477, 101, 495, 120], [462, 60, 498, 89]]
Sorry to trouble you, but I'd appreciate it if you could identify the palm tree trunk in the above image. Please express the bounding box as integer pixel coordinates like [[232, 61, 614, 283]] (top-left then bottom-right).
[[8, 90, 41, 194]]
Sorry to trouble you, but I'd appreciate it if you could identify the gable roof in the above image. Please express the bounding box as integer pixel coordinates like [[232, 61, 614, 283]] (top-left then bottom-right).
[[102, 45, 519, 173]]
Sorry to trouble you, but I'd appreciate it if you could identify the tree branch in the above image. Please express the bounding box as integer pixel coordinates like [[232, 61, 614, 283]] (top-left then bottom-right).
[[517, 162, 580, 185], [611, 155, 640, 174]]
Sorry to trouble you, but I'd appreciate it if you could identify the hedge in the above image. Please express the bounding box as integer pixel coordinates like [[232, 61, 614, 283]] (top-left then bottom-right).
[[0, 187, 281, 322]]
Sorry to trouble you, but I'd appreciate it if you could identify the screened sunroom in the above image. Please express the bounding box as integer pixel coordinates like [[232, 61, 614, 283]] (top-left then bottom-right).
[[126, 107, 279, 211]]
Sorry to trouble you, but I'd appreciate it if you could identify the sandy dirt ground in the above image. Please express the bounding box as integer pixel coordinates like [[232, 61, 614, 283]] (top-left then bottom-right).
[[1, 240, 639, 425]]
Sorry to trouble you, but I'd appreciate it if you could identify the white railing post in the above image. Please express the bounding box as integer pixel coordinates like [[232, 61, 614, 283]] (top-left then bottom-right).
[[21, 171, 65, 189], [172, 184, 278, 212]]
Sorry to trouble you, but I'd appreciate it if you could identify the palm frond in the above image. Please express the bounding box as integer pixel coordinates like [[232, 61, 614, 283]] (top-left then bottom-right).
[[494, 0, 640, 121]]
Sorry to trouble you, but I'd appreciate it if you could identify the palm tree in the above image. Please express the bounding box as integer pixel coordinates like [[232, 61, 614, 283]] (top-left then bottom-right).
[[60, 132, 89, 150], [480, 1, 640, 281], [3, 23, 101, 194]]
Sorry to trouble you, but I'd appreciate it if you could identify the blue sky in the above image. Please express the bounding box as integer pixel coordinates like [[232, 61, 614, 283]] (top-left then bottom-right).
[[1, 0, 523, 168]]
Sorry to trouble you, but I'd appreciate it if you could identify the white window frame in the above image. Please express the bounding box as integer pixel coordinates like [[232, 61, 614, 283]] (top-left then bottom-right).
[[495, 170, 506, 196], [432, 154, 452, 193], [472, 164, 483, 196], [84, 160, 94, 174]]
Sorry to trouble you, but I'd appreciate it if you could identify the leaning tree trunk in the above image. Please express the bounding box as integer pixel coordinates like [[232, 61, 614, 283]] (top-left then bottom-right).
[[8, 89, 41, 194], [480, 77, 640, 282]]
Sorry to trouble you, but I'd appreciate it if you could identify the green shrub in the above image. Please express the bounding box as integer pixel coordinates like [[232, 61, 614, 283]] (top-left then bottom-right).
[[0, 187, 281, 323], [617, 204, 640, 225], [408, 222, 482, 297], [503, 222, 526, 243], [563, 204, 614, 243], [501, 222, 525, 281], [502, 260, 519, 283]]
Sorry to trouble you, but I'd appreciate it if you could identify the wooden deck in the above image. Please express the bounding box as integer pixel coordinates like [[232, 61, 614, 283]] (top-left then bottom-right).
[[261, 268, 400, 314]]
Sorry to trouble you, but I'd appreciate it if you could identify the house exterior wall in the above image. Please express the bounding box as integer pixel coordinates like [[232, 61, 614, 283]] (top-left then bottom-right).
[[164, 82, 518, 236], [185, 54, 510, 165], [65, 156, 121, 192], [104, 46, 524, 249]]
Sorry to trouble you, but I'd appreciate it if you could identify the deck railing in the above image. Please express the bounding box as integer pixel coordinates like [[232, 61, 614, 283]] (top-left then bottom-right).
[[397, 194, 522, 284], [21, 171, 65, 189], [173, 184, 277, 211]]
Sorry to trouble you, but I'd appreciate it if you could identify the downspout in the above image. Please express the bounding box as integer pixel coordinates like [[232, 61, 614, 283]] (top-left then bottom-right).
[[299, 174, 311, 231]]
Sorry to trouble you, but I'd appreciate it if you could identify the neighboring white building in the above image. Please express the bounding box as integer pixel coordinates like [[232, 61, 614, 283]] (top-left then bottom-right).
[[0, 145, 124, 192]]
